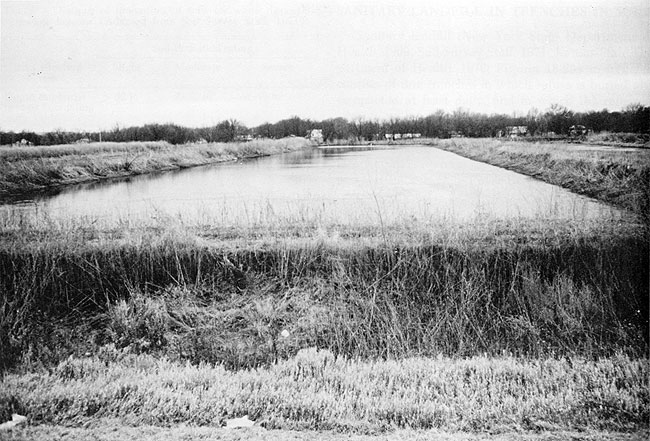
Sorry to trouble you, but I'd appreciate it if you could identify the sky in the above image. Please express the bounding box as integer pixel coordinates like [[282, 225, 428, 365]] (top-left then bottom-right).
[[1, 0, 649, 132]]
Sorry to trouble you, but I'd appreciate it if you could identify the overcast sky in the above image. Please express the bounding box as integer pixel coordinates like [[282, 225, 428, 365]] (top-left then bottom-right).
[[1, 0, 648, 132]]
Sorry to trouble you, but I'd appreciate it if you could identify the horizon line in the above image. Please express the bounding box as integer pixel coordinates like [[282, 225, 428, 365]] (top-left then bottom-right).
[[2, 102, 648, 134]]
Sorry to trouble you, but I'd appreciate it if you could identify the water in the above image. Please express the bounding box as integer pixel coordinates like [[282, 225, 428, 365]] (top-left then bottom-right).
[[6, 146, 622, 225]]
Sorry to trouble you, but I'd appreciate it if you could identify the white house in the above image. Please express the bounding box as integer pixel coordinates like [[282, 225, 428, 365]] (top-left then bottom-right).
[[310, 129, 323, 143]]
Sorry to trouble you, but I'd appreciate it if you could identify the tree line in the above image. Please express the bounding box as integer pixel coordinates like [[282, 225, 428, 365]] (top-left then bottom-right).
[[0, 120, 247, 147], [258, 104, 649, 142], [1, 104, 647, 146]]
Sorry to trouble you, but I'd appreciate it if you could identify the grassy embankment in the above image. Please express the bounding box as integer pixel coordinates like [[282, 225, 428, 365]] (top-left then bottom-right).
[[0, 211, 647, 433], [430, 138, 650, 220], [586, 131, 650, 147], [0, 137, 648, 435], [0, 137, 311, 199]]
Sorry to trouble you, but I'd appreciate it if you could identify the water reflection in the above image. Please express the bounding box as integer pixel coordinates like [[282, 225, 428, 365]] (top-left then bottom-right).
[[8, 146, 622, 225]]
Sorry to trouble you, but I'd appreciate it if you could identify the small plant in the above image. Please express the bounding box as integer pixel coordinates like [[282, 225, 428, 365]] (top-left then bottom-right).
[[105, 291, 169, 352]]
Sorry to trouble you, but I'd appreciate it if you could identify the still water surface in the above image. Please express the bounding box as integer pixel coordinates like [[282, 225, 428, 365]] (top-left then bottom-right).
[[11, 146, 621, 225]]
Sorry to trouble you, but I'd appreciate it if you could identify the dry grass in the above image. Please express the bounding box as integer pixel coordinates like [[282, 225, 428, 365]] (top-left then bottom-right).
[[0, 138, 311, 198], [0, 213, 646, 371], [430, 138, 650, 220], [1, 349, 647, 433], [0, 137, 648, 436], [7, 423, 647, 441], [586, 132, 650, 147]]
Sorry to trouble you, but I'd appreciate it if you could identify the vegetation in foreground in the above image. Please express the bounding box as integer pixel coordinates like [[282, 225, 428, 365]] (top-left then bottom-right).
[[431, 139, 650, 220], [0, 213, 647, 369], [0, 217, 647, 434], [0, 137, 311, 199], [1, 349, 647, 433], [0, 139, 648, 436], [7, 423, 647, 441]]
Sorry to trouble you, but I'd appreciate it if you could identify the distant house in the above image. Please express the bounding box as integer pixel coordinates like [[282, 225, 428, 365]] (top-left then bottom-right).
[[569, 125, 587, 137], [75, 138, 91, 144], [506, 126, 528, 138], [13, 138, 33, 146], [385, 133, 419, 141], [309, 129, 323, 143], [568, 125, 588, 141]]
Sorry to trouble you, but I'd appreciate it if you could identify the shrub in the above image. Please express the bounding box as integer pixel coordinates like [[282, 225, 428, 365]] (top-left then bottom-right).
[[104, 291, 169, 352]]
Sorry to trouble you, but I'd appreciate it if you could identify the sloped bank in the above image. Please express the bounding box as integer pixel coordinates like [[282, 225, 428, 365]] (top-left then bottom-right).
[[430, 138, 650, 220], [1, 219, 647, 372], [0, 137, 312, 200]]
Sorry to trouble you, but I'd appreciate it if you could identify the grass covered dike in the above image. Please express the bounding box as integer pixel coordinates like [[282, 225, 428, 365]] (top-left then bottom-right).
[[0, 217, 648, 434], [431, 138, 650, 220], [1, 137, 649, 436], [1, 221, 648, 367], [0, 137, 311, 199]]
